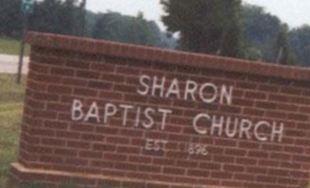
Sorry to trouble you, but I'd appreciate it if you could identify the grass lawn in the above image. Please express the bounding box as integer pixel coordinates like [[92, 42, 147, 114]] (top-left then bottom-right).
[[0, 74, 25, 187], [0, 37, 30, 56]]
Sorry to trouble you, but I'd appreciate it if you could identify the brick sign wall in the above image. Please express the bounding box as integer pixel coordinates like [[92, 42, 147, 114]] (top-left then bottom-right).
[[11, 32, 309, 188]]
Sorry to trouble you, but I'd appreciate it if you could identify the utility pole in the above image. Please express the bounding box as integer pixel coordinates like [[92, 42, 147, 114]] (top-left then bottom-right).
[[17, 0, 34, 84], [80, 0, 87, 36]]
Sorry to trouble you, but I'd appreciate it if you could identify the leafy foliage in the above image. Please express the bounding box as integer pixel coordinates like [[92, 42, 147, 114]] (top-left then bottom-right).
[[273, 25, 296, 65], [289, 25, 310, 66], [241, 4, 297, 65], [0, 0, 175, 48], [92, 12, 176, 48], [161, 0, 242, 57], [1, 0, 310, 65], [29, 0, 82, 35], [0, 0, 23, 38], [241, 4, 282, 61]]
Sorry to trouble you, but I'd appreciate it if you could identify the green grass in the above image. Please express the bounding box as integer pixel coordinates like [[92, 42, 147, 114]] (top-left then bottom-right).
[[0, 37, 30, 56], [0, 74, 25, 187]]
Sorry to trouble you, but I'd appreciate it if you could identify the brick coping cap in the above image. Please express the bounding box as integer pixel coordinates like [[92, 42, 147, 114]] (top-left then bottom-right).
[[26, 32, 310, 82]]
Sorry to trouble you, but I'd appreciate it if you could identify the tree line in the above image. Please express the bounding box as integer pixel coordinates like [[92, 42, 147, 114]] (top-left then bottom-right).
[[1, 0, 310, 66], [0, 0, 176, 48], [161, 0, 307, 65]]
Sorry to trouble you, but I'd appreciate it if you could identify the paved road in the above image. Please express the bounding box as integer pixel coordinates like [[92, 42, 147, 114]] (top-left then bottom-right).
[[0, 54, 29, 74]]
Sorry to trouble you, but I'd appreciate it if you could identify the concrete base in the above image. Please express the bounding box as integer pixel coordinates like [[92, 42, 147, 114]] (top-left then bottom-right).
[[10, 163, 226, 188]]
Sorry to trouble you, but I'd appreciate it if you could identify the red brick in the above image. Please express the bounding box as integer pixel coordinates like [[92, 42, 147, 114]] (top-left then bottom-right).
[[199, 162, 221, 170], [40, 155, 64, 164], [46, 103, 70, 112], [33, 92, 59, 102], [27, 145, 53, 155], [280, 86, 302, 95], [259, 159, 280, 167], [255, 101, 277, 110], [66, 60, 90, 69], [51, 67, 74, 76], [41, 138, 66, 146], [234, 173, 255, 181], [106, 136, 130, 145], [129, 156, 152, 163], [62, 77, 88, 87], [67, 141, 90, 149], [248, 150, 269, 158], [211, 171, 233, 179], [90, 63, 115, 72], [73, 88, 98, 97], [247, 166, 267, 174], [65, 158, 88, 166], [104, 153, 127, 161], [243, 107, 265, 116], [91, 160, 114, 168], [236, 82, 257, 90], [233, 98, 254, 107], [54, 148, 77, 157], [69, 123, 95, 132], [116, 146, 140, 154], [225, 148, 246, 156], [269, 94, 289, 102], [76, 70, 100, 79], [236, 157, 257, 166], [256, 175, 277, 183], [29, 62, 50, 73], [79, 151, 102, 159], [81, 133, 104, 142], [223, 165, 244, 172], [163, 167, 185, 175], [138, 165, 161, 173], [122, 181, 145, 188], [176, 160, 197, 168], [287, 113, 309, 121], [245, 91, 266, 100], [56, 131, 80, 139], [14, 32, 310, 188], [114, 162, 137, 171], [92, 143, 115, 152], [47, 85, 72, 95], [88, 80, 113, 90]]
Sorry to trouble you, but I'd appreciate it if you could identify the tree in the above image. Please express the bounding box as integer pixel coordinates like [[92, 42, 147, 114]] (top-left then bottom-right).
[[0, 0, 23, 38], [289, 25, 310, 66], [0, 0, 83, 38], [241, 4, 283, 62], [92, 12, 174, 48], [273, 25, 296, 65], [29, 0, 81, 35], [160, 0, 242, 57], [84, 10, 98, 37]]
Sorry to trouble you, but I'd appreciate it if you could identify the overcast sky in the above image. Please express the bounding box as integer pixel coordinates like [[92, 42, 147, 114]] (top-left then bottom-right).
[[86, 0, 310, 30]]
